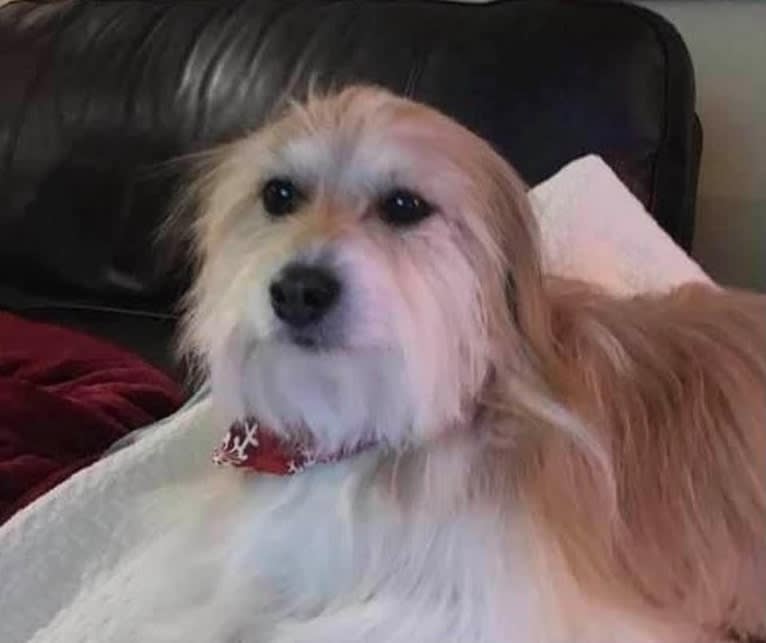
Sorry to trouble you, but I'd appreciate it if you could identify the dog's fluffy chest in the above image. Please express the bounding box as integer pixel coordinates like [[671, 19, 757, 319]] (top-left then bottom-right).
[[120, 451, 553, 643], [106, 451, 664, 643]]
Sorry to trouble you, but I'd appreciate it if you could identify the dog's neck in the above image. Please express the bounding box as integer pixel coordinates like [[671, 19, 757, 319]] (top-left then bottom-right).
[[210, 400, 489, 478]]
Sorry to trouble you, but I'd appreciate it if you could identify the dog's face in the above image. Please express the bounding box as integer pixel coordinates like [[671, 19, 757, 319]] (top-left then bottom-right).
[[184, 87, 540, 454]]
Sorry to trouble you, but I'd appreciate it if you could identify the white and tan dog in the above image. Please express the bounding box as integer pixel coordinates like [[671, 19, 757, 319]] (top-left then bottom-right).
[[136, 86, 765, 643]]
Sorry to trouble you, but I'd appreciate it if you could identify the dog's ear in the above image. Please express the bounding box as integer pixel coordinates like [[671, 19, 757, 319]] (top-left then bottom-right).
[[475, 145, 555, 359]]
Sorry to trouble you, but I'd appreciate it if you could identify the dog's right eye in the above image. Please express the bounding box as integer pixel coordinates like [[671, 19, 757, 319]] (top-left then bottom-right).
[[379, 189, 434, 227], [261, 178, 302, 217]]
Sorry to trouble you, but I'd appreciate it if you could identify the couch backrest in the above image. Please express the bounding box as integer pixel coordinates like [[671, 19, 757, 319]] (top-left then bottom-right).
[[0, 0, 700, 368]]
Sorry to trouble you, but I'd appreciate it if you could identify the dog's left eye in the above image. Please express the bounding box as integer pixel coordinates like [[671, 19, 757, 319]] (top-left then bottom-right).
[[379, 189, 434, 226], [261, 178, 302, 217]]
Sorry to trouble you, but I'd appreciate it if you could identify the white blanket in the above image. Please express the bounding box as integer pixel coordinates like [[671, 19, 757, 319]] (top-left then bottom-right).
[[0, 156, 710, 643]]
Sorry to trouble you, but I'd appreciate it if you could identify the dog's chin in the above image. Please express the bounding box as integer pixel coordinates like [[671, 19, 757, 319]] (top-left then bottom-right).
[[234, 336, 417, 453]]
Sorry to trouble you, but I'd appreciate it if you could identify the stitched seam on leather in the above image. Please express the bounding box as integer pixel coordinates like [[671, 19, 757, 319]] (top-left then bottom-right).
[[628, 6, 672, 228], [631, 7, 696, 252], [10, 300, 178, 321]]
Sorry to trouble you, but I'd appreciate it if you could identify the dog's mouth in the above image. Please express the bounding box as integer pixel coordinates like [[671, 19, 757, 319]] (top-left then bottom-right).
[[273, 325, 339, 352], [270, 311, 350, 351], [290, 333, 320, 350]]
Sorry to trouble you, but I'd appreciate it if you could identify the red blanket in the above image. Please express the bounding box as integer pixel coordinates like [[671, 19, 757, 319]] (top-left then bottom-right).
[[0, 312, 183, 524]]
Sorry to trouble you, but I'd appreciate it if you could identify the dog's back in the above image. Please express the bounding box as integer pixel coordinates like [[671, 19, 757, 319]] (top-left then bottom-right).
[[525, 281, 766, 639]]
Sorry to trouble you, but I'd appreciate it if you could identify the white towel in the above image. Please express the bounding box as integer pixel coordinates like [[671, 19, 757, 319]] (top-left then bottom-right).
[[532, 155, 710, 294], [0, 155, 710, 643]]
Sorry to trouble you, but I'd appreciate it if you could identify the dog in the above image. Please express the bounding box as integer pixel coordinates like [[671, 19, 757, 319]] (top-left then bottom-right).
[[131, 86, 765, 643]]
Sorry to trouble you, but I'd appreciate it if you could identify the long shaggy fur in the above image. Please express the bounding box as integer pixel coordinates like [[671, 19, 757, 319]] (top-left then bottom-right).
[[505, 282, 766, 639], [137, 85, 766, 643]]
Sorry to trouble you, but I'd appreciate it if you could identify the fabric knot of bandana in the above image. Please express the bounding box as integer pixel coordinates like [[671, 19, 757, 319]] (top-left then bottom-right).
[[212, 419, 369, 475]]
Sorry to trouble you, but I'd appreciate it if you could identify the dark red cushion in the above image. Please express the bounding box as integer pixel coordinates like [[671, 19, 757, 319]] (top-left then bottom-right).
[[0, 312, 183, 524]]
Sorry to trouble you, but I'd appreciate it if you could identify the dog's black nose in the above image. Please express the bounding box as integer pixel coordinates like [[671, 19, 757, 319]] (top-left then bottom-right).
[[269, 264, 341, 328]]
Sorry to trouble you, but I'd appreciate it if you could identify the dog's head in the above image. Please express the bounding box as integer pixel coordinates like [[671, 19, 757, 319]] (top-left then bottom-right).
[[182, 86, 544, 455]]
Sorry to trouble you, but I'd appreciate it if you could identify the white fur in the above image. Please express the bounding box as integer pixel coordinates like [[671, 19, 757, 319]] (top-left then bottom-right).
[[101, 455, 516, 643], [100, 450, 668, 643]]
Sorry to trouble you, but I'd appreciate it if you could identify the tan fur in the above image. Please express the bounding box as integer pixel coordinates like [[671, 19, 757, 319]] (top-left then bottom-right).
[[462, 136, 766, 637], [514, 283, 766, 637]]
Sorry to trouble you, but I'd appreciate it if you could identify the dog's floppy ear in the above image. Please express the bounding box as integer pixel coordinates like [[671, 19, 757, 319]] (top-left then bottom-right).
[[473, 145, 555, 363]]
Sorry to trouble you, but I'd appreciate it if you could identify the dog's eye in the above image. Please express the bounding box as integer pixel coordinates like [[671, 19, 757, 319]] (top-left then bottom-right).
[[261, 178, 302, 217], [379, 189, 434, 226]]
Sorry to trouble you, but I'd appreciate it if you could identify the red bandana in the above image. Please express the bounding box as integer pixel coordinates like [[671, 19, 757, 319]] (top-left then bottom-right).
[[212, 419, 370, 475]]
